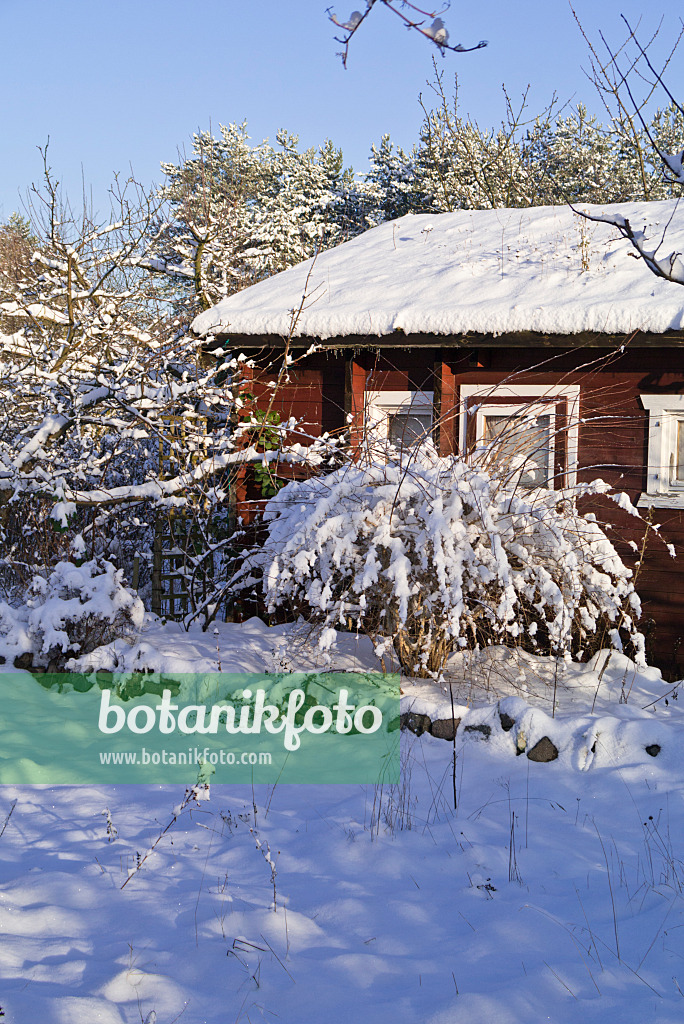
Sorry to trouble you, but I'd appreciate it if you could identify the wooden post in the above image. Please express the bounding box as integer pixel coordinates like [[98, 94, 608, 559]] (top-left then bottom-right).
[[434, 358, 458, 454], [344, 353, 366, 456], [151, 525, 162, 616], [232, 360, 255, 521]]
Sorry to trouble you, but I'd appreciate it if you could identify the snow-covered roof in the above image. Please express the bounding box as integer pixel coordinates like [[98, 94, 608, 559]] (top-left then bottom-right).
[[192, 202, 684, 342]]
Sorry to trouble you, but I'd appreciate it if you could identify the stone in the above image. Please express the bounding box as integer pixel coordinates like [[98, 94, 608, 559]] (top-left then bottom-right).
[[527, 736, 559, 762], [13, 652, 33, 670], [645, 744, 661, 757], [400, 712, 432, 737], [499, 712, 515, 732], [464, 723, 491, 739], [430, 717, 461, 741]]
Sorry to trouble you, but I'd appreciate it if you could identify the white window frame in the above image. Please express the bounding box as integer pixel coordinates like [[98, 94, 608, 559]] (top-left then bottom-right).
[[639, 394, 684, 508], [364, 389, 434, 447], [459, 384, 580, 487]]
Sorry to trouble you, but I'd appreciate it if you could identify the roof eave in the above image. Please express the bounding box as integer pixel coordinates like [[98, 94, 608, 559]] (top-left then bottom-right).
[[198, 327, 684, 352]]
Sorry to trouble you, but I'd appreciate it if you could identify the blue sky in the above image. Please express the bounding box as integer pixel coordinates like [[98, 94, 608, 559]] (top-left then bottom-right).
[[1, 0, 683, 219]]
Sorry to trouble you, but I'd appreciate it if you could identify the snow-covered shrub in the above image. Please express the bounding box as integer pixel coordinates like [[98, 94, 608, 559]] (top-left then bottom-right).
[[245, 452, 646, 678], [0, 557, 144, 669], [0, 496, 76, 603]]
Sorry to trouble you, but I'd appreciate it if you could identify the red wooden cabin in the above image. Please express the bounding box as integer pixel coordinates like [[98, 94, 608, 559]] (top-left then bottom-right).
[[192, 202, 684, 671]]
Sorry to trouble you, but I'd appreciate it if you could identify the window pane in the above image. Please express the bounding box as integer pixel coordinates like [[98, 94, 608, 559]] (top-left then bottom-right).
[[677, 420, 684, 482], [388, 413, 432, 447], [483, 412, 551, 487]]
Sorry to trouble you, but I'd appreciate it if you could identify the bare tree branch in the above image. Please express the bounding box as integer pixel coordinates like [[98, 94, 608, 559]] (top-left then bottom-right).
[[571, 12, 684, 286], [327, 1, 486, 68]]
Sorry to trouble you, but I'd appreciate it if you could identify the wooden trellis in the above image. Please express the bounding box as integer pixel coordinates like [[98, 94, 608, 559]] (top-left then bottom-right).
[[151, 416, 208, 621]]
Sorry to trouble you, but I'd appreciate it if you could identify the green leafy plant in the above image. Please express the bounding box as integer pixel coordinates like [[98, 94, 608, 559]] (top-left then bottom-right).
[[240, 397, 286, 499]]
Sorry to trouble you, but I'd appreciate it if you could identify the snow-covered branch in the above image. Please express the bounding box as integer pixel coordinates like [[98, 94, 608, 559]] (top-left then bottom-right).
[[327, 2, 487, 69], [241, 448, 648, 677], [573, 204, 684, 285], [571, 13, 684, 286]]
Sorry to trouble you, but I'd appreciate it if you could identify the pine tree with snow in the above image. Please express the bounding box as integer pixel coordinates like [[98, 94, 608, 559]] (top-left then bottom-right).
[[358, 134, 425, 227], [523, 106, 628, 205], [156, 123, 365, 315], [156, 122, 276, 313], [414, 70, 538, 212], [250, 131, 358, 274]]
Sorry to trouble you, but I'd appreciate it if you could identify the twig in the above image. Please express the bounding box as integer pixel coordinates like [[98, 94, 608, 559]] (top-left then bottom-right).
[[0, 800, 16, 839]]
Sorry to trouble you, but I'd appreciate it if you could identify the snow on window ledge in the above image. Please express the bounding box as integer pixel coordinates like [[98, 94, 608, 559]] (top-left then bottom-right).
[[637, 493, 684, 509]]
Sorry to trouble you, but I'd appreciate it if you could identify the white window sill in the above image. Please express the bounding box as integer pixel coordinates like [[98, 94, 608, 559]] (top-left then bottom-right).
[[637, 493, 684, 509]]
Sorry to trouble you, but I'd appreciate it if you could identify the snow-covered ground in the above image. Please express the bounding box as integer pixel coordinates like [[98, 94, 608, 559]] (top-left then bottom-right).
[[2, 618, 684, 1023]]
